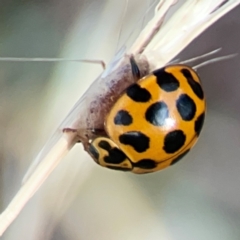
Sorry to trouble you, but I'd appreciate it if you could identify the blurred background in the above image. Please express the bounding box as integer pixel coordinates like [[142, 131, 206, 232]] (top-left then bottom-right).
[[0, 0, 240, 239]]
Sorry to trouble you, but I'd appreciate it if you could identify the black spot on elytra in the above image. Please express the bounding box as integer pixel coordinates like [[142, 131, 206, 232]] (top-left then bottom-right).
[[119, 131, 150, 153], [114, 110, 133, 126], [171, 149, 190, 165], [176, 94, 196, 121], [145, 102, 169, 126], [98, 140, 112, 151], [126, 84, 151, 102], [89, 145, 99, 160], [195, 112, 205, 136], [133, 159, 157, 169], [145, 101, 169, 126], [181, 68, 204, 100], [163, 130, 186, 154], [153, 68, 180, 92], [104, 148, 128, 164]]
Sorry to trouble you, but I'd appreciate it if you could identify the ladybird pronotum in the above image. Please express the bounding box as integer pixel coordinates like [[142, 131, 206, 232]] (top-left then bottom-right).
[[89, 58, 206, 174]]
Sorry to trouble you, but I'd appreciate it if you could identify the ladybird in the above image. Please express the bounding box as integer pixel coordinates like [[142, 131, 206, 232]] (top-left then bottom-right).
[[89, 58, 206, 173]]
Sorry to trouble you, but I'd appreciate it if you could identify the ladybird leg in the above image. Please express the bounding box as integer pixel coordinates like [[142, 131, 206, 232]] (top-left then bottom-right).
[[63, 127, 108, 152], [62, 127, 81, 142], [1, 58, 106, 70], [62, 127, 77, 133], [79, 59, 106, 70], [130, 55, 141, 81], [88, 137, 133, 172], [63, 127, 91, 151], [89, 128, 108, 137]]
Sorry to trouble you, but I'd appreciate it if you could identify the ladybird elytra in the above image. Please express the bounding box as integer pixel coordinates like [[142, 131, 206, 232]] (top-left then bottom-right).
[[89, 63, 206, 174]]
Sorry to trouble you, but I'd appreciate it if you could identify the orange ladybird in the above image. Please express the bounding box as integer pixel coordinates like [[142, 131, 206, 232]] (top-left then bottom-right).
[[89, 59, 206, 173]]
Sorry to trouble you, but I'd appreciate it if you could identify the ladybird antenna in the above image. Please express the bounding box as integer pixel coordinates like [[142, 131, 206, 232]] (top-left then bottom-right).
[[193, 53, 238, 70]]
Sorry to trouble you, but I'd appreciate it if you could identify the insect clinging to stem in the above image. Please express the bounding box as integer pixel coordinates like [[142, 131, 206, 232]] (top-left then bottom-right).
[[87, 59, 206, 174], [0, 0, 239, 236], [20, 0, 238, 180], [69, 48, 235, 174]]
